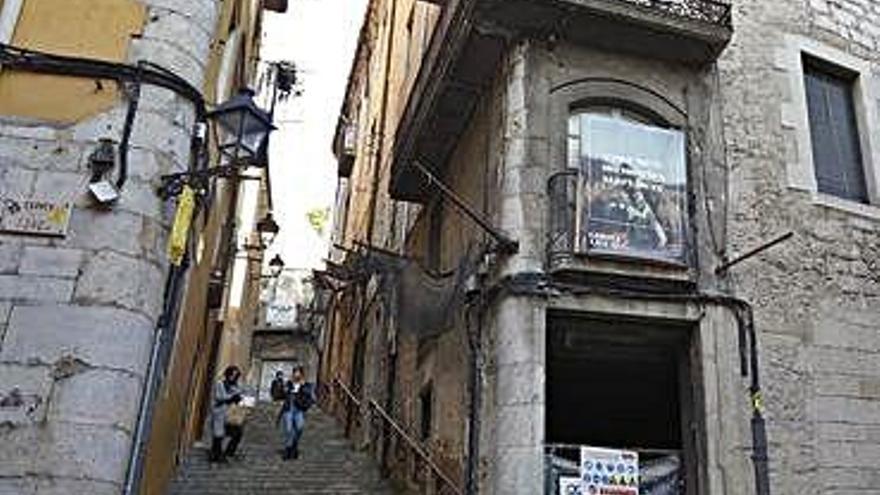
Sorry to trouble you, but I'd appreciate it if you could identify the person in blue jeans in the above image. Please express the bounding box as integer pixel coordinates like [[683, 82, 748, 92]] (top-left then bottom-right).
[[279, 365, 316, 460]]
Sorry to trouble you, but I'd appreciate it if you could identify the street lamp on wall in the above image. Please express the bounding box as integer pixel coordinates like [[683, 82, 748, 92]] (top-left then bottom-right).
[[159, 88, 276, 199], [209, 88, 275, 165], [268, 254, 285, 279], [256, 212, 280, 248]]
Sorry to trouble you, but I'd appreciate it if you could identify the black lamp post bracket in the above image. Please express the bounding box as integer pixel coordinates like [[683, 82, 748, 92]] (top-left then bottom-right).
[[158, 165, 238, 200]]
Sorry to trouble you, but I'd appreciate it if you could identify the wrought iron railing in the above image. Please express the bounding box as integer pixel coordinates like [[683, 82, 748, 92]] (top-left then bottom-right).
[[616, 0, 733, 28], [330, 377, 464, 495], [547, 170, 579, 267]]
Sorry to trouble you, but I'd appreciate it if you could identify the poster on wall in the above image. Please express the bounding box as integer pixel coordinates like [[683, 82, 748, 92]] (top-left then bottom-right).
[[572, 113, 688, 263], [579, 446, 639, 495], [559, 476, 584, 495]]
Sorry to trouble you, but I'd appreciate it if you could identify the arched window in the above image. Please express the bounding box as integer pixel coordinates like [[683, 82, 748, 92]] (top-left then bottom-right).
[[567, 106, 688, 262]]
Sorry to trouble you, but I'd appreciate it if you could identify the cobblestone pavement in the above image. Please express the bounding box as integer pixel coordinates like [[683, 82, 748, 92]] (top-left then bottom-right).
[[168, 404, 397, 494]]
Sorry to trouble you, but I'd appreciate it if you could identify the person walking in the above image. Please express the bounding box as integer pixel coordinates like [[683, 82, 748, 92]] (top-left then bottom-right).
[[210, 365, 244, 463], [279, 365, 316, 460], [270, 370, 285, 402]]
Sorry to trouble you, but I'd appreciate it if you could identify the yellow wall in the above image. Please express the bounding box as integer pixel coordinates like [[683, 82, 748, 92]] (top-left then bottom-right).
[[0, 0, 144, 122]]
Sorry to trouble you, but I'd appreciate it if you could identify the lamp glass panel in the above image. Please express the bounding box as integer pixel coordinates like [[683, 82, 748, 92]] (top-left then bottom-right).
[[240, 110, 271, 155]]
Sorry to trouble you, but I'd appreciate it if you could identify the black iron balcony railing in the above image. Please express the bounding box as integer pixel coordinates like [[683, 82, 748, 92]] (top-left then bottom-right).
[[548, 170, 579, 267], [617, 0, 732, 28]]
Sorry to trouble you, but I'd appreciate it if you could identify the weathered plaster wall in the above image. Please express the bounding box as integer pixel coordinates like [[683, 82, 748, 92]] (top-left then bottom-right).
[[0, 1, 222, 493], [719, 0, 880, 492], [0, 0, 145, 122]]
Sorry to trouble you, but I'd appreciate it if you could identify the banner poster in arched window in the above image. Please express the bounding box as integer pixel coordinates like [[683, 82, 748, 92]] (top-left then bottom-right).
[[571, 112, 687, 263]]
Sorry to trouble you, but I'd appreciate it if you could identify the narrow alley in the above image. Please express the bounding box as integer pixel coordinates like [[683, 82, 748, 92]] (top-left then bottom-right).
[[168, 404, 396, 495], [4, 0, 880, 494]]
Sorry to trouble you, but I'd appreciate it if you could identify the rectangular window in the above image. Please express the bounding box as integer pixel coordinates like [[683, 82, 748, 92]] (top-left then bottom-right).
[[804, 56, 868, 203]]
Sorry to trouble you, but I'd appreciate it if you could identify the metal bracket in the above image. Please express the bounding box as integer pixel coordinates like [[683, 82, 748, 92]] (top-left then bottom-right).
[[157, 165, 239, 199]]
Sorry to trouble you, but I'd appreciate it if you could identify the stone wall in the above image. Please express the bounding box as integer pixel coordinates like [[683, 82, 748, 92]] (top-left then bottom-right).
[[721, 0, 880, 492], [0, 1, 221, 493]]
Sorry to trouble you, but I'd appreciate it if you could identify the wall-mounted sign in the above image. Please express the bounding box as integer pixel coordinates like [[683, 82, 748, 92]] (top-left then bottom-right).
[[0, 197, 72, 238], [580, 447, 639, 495]]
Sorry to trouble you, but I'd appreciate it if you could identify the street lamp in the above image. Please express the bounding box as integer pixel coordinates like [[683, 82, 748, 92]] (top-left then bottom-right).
[[268, 254, 285, 279], [159, 88, 276, 198], [208, 87, 275, 164], [256, 212, 280, 248]]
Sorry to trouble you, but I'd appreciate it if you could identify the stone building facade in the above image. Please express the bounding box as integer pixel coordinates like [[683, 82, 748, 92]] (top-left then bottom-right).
[[0, 1, 280, 494], [322, 0, 880, 494]]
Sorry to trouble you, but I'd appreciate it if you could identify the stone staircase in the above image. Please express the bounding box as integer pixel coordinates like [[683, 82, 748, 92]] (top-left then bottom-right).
[[167, 404, 398, 494]]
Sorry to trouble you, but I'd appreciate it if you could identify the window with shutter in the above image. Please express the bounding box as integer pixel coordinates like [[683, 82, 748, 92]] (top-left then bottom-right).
[[804, 57, 869, 204]]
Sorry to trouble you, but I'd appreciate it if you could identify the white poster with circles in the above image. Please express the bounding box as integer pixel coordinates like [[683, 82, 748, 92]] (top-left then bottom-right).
[[580, 447, 639, 495]]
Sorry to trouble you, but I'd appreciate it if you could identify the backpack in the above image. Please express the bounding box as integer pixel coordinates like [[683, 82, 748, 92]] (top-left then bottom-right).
[[270, 379, 285, 401]]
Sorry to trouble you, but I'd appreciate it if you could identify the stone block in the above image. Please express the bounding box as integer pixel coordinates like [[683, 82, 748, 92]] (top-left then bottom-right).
[[128, 110, 194, 167], [495, 362, 543, 406], [0, 423, 40, 478], [493, 446, 543, 495], [49, 368, 143, 433], [74, 251, 164, 317], [0, 478, 36, 495], [34, 479, 119, 495], [0, 243, 21, 274], [0, 166, 36, 195], [19, 246, 83, 278], [35, 421, 132, 485], [0, 363, 53, 425], [0, 305, 153, 376], [0, 136, 83, 173], [141, 9, 214, 66], [0, 275, 75, 303], [492, 298, 545, 366], [815, 396, 880, 424], [129, 38, 207, 90], [32, 171, 89, 206], [142, 0, 220, 35], [65, 208, 146, 259], [495, 404, 543, 448]]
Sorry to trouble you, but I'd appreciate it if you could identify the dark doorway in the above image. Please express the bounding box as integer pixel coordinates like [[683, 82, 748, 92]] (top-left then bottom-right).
[[546, 311, 700, 494]]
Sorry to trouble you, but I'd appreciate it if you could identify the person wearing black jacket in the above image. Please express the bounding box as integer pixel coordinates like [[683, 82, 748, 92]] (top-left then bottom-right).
[[278, 366, 316, 460]]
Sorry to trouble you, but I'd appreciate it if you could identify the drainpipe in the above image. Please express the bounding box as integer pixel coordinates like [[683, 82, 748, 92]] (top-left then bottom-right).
[[465, 290, 485, 495], [123, 263, 187, 495]]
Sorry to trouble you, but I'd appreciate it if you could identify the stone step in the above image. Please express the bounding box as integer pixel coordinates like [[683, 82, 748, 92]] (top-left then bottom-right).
[[167, 405, 398, 495]]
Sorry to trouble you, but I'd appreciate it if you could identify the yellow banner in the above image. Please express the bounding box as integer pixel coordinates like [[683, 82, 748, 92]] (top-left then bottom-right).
[[168, 185, 196, 266]]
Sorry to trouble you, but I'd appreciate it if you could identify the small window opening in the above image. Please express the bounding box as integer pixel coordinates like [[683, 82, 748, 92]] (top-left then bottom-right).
[[419, 383, 433, 441]]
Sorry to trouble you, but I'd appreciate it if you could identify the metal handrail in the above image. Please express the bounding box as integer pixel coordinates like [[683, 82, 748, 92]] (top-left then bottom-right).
[[330, 376, 463, 495], [333, 376, 362, 409], [367, 398, 464, 495]]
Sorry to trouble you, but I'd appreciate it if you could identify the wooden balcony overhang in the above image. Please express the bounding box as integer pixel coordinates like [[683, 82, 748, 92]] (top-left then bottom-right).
[[390, 0, 732, 202]]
